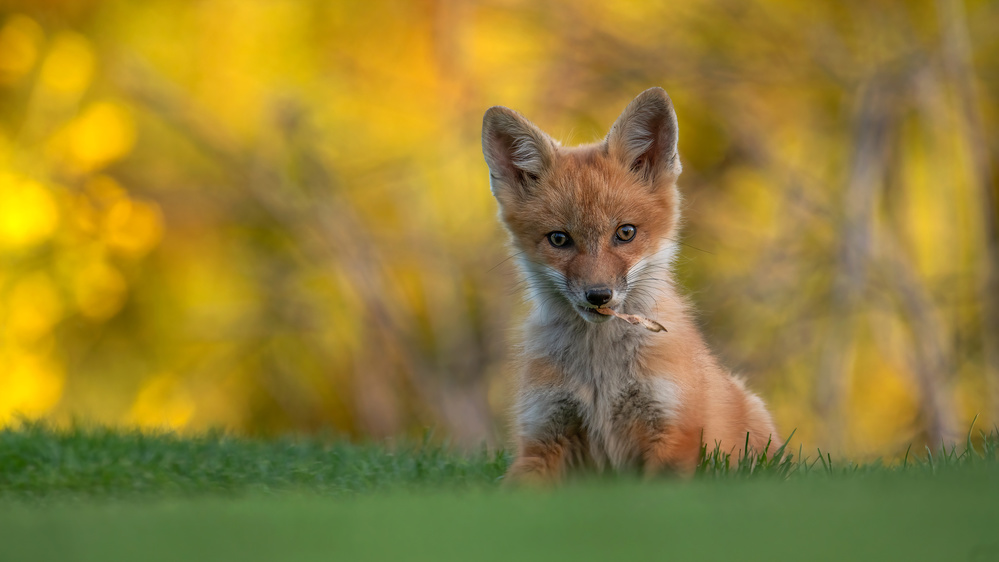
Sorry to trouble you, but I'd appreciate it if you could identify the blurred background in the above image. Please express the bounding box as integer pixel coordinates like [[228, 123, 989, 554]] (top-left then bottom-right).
[[0, 0, 996, 458]]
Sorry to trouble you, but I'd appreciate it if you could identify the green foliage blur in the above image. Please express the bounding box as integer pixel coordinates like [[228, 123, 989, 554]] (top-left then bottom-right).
[[0, 0, 996, 456]]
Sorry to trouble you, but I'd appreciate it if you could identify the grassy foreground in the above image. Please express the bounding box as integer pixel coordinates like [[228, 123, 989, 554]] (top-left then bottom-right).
[[0, 422, 507, 500], [1, 423, 998, 561]]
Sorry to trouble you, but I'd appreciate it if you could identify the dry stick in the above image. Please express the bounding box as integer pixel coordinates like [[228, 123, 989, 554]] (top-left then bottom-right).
[[595, 308, 667, 333]]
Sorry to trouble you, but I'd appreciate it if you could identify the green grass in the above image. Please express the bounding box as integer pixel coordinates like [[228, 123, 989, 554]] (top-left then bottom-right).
[[0, 422, 508, 500], [1, 422, 998, 561]]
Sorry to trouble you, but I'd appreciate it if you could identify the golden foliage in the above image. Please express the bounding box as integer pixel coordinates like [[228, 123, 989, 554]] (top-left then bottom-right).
[[0, 14, 43, 84], [0, 175, 59, 249], [0, 0, 996, 456]]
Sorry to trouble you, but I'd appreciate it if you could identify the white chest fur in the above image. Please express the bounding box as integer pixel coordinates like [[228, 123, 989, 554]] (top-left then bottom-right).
[[516, 310, 681, 470]]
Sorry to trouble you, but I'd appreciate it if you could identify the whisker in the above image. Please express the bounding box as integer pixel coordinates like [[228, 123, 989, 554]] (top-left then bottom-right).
[[488, 249, 527, 273], [660, 235, 713, 256]]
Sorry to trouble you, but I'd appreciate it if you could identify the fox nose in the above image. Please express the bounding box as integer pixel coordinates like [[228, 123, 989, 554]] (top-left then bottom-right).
[[584, 286, 613, 306]]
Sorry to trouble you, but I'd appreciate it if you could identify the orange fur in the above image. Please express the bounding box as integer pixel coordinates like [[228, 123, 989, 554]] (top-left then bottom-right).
[[483, 88, 779, 484]]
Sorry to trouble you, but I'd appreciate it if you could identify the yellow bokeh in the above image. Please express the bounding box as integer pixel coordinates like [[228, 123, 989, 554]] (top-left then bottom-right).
[[50, 102, 137, 173], [39, 31, 94, 94], [849, 361, 919, 454], [0, 352, 65, 424], [70, 192, 100, 235], [72, 260, 128, 320], [0, 174, 60, 250], [129, 373, 195, 429], [85, 174, 127, 204], [104, 198, 165, 258], [4, 272, 64, 343], [0, 0, 991, 450], [0, 14, 44, 84], [77, 176, 165, 257]]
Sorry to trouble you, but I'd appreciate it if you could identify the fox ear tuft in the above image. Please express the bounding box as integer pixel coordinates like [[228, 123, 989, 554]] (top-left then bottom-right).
[[482, 107, 556, 198], [607, 87, 681, 183]]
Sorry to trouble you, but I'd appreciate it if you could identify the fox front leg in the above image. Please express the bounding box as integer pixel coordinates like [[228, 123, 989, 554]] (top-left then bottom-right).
[[505, 394, 590, 486], [505, 436, 581, 485], [637, 424, 702, 478]]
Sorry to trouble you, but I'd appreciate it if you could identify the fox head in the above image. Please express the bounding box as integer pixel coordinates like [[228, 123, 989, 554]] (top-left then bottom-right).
[[482, 87, 683, 324]]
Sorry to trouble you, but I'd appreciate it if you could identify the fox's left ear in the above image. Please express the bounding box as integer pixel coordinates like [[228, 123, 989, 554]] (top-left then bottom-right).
[[482, 106, 557, 201], [606, 87, 681, 183]]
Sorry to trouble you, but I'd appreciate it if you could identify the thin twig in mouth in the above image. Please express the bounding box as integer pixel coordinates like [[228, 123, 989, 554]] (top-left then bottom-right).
[[595, 308, 667, 332]]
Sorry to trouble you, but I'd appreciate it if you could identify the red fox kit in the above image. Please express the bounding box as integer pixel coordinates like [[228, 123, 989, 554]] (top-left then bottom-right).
[[482, 88, 778, 483]]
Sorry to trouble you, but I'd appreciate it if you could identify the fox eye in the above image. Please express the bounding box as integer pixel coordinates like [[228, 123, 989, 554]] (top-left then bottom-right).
[[547, 231, 571, 248], [616, 224, 637, 242]]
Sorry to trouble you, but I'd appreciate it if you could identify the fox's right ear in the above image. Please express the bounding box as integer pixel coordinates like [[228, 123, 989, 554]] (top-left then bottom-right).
[[607, 87, 681, 185], [482, 106, 557, 200]]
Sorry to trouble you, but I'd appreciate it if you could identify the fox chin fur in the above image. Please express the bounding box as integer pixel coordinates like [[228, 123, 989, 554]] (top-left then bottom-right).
[[482, 87, 779, 484]]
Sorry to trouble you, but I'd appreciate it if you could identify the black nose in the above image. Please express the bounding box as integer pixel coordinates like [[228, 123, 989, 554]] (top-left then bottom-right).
[[585, 287, 613, 306]]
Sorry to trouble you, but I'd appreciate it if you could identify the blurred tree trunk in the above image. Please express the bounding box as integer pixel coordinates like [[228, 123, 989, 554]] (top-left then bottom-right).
[[877, 230, 957, 448], [937, 0, 999, 425], [820, 69, 959, 449], [817, 81, 891, 448]]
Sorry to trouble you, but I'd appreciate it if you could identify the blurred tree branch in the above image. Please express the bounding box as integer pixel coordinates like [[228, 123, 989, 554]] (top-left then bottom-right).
[[113, 55, 495, 442]]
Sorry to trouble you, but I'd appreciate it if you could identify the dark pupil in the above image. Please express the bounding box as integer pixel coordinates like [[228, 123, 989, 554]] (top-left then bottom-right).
[[619, 226, 634, 240], [551, 233, 566, 246]]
